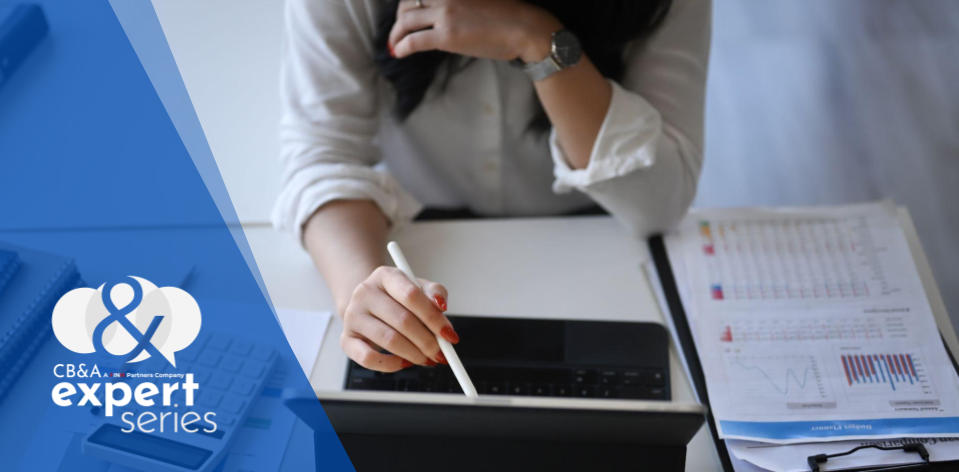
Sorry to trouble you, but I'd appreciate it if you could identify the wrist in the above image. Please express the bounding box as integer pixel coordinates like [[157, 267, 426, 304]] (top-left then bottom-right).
[[517, 7, 562, 64]]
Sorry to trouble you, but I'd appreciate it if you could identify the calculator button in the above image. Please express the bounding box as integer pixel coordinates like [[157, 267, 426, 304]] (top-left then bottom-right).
[[230, 339, 254, 356], [231, 379, 255, 396], [251, 346, 274, 361], [198, 352, 222, 367], [241, 362, 266, 379], [221, 396, 245, 414], [191, 368, 213, 384], [198, 391, 223, 408], [640, 370, 665, 387], [177, 348, 200, 362], [207, 334, 232, 351], [221, 357, 244, 374], [210, 374, 233, 391]]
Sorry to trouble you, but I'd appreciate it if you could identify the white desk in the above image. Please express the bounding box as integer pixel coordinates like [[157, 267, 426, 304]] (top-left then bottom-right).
[[245, 215, 724, 471]]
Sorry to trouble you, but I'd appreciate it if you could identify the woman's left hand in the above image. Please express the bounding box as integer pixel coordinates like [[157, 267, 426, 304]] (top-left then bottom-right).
[[389, 0, 562, 64]]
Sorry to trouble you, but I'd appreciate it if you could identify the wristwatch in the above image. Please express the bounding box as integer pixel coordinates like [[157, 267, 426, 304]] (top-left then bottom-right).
[[514, 29, 582, 82]]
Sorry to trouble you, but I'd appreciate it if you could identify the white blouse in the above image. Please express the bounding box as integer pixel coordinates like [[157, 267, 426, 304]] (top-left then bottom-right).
[[272, 0, 711, 245]]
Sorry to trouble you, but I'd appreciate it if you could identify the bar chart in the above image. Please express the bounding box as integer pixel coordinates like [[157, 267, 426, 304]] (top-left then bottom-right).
[[834, 348, 936, 402]]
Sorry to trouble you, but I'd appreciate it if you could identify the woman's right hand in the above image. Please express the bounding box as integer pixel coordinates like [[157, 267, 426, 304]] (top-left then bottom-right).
[[341, 266, 460, 372]]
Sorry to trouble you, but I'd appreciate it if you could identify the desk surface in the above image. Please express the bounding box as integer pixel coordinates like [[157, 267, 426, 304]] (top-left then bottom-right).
[[245, 215, 724, 471]]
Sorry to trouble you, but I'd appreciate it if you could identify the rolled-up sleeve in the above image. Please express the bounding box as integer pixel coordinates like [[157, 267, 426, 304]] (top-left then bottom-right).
[[271, 0, 421, 246], [550, 0, 711, 237]]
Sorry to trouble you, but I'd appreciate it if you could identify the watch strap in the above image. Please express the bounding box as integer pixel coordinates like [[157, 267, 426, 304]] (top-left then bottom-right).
[[521, 54, 563, 82]]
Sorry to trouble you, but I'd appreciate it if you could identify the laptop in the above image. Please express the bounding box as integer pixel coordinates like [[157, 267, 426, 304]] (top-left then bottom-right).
[[286, 317, 707, 470]]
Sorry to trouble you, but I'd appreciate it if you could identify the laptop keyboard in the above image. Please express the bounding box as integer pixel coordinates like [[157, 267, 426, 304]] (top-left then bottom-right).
[[346, 363, 668, 400]]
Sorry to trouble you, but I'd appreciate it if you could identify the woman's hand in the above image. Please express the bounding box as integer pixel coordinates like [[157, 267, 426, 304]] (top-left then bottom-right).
[[389, 0, 562, 64], [341, 266, 460, 372]]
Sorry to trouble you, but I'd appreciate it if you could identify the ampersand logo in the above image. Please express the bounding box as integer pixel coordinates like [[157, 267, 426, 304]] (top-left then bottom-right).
[[52, 276, 201, 367]]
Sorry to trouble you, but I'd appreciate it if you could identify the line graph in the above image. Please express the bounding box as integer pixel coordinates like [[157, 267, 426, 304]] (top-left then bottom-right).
[[729, 359, 813, 395], [723, 348, 834, 408]]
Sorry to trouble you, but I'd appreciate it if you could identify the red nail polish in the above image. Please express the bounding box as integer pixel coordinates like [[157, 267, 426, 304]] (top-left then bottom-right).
[[436, 352, 448, 365], [401, 359, 413, 369], [388, 43, 395, 58], [433, 295, 447, 311], [440, 325, 460, 344], [425, 359, 437, 367]]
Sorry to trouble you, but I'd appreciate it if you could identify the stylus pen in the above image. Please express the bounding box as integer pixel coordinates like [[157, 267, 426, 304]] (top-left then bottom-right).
[[387, 241, 478, 398]]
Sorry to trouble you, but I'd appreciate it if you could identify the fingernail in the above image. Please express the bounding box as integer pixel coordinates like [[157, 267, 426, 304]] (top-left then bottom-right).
[[440, 325, 460, 344], [401, 359, 413, 369], [436, 351, 448, 365], [433, 295, 447, 312], [388, 43, 395, 58], [425, 359, 437, 367]]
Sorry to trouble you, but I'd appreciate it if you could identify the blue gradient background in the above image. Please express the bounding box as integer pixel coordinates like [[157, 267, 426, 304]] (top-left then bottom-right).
[[0, 0, 352, 469]]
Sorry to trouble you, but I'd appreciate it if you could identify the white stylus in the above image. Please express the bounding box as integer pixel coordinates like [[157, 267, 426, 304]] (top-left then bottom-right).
[[387, 241, 478, 398]]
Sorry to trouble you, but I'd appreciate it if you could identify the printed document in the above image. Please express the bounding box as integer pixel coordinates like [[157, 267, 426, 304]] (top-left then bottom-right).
[[670, 202, 959, 443]]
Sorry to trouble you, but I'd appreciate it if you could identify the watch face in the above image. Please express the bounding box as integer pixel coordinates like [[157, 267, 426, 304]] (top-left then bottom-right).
[[552, 30, 583, 67]]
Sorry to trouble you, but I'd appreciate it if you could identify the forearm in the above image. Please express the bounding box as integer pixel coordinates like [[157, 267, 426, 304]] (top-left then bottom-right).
[[532, 57, 611, 169], [518, 11, 611, 170], [303, 200, 388, 316]]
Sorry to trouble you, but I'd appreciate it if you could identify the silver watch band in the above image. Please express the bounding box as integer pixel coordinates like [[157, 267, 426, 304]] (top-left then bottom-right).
[[521, 54, 563, 82]]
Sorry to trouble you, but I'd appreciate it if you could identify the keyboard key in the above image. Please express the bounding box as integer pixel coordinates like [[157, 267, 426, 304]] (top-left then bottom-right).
[[442, 382, 463, 394], [198, 391, 223, 408], [530, 384, 551, 396], [621, 371, 642, 386], [231, 379, 255, 396], [485, 382, 506, 395], [349, 377, 396, 391], [598, 387, 616, 398], [209, 374, 233, 391], [600, 371, 619, 385], [241, 362, 266, 379], [509, 383, 528, 396], [552, 385, 573, 397], [251, 346, 274, 361], [573, 370, 596, 385], [198, 351, 222, 368], [419, 382, 439, 393], [221, 396, 245, 414], [575, 386, 595, 398], [616, 386, 666, 400], [221, 357, 244, 374], [641, 370, 665, 387], [230, 339, 254, 356], [398, 380, 420, 392], [207, 334, 232, 351]]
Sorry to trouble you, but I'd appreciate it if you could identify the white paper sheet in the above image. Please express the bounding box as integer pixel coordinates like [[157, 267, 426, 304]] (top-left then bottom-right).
[[275, 308, 332, 378], [670, 202, 959, 443]]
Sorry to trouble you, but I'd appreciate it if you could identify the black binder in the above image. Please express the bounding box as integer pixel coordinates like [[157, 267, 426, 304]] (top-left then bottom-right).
[[647, 235, 959, 472]]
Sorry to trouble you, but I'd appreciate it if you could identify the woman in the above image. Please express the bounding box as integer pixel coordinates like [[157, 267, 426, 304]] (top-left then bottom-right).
[[273, 0, 710, 372]]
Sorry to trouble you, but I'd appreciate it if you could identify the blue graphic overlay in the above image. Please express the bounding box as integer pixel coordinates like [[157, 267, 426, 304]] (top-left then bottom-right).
[[0, 0, 353, 470]]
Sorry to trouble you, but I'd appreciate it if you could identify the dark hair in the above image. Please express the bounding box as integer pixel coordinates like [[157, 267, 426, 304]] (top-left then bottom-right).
[[374, 0, 672, 132]]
